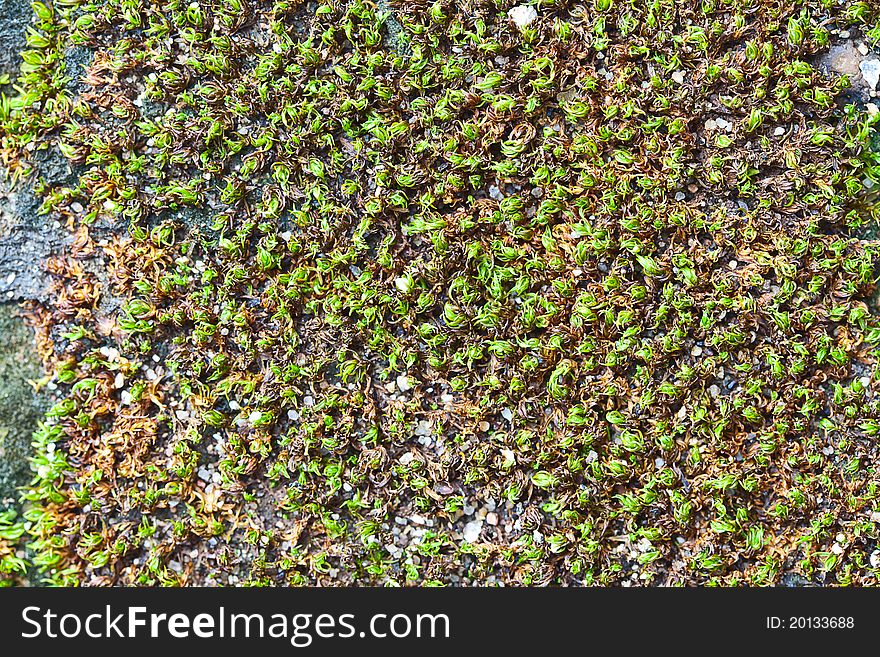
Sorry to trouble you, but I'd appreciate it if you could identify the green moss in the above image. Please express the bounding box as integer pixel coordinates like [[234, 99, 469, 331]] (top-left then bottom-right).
[[3, 0, 880, 587]]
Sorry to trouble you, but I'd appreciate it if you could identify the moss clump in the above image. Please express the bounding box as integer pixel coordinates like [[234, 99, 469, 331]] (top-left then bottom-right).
[[3, 0, 880, 587]]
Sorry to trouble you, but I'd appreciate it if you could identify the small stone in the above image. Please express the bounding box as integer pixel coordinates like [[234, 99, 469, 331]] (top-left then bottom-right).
[[486, 512, 499, 526], [691, 345, 703, 357], [4, 273, 15, 285], [860, 58, 880, 90], [488, 184, 503, 200], [501, 408, 513, 421], [462, 520, 483, 543], [858, 42, 870, 56], [774, 126, 785, 136], [114, 372, 125, 389], [396, 374, 412, 392], [709, 385, 720, 397], [871, 550, 880, 568], [287, 409, 300, 421], [394, 276, 412, 294], [399, 452, 414, 466], [704, 119, 717, 131], [508, 4, 537, 30], [671, 70, 685, 84]]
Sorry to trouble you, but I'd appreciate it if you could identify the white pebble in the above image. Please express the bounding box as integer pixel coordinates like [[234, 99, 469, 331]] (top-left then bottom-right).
[[396, 374, 412, 392], [508, 4, 537, 30], [462, 520, 483, 543], [860, 58, 880, 90]]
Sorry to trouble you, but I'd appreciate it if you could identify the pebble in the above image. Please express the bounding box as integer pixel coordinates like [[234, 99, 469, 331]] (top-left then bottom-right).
[[774, 126, 785, 136], [486, 512, 499, 526], [5, 273, 14, 285], [287, 409, 300, 421], [396, 374, 412, 392], [399, 452, 414, 465], [860, 58, 880, 90], [501, 408, 513, 421], [671, 70, 685, 84], [508, 4, 537, 30], [394, 276, 412, 294], [462, 520, 483, 543], [859, 43, 870, 56]]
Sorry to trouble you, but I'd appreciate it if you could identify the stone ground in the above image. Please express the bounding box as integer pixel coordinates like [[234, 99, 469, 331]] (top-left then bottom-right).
[[0, 0, 55, 511]]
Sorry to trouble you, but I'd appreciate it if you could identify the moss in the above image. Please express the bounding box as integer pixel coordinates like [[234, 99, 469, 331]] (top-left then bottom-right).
[[3, 0, 880, 587]]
